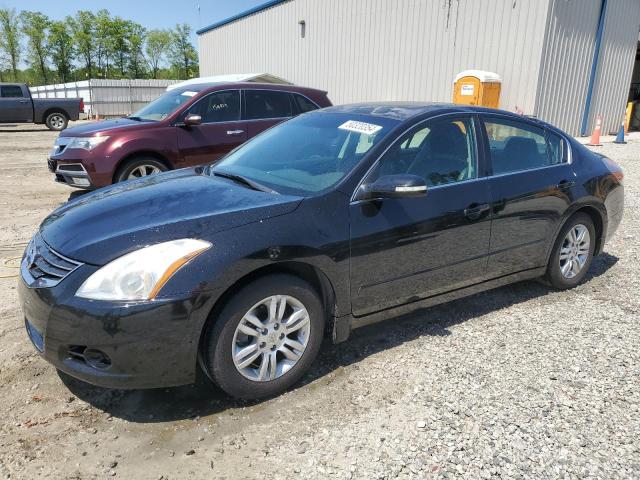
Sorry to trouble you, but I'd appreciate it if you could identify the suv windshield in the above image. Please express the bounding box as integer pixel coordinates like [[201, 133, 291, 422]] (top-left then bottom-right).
[[131, 88, 202, 121], [212, 113, 398, 195]]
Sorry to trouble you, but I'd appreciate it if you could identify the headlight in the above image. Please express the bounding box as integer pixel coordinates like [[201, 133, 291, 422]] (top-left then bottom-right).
[[76, 239, 211, 301], [65, 136, 110, 151]]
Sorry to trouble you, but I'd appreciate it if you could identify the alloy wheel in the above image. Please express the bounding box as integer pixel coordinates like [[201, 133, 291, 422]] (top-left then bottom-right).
[[50, 114, 65, 129], [559, 223, 590, 279], [232, 295, 310, 382], [127, 164, 162, 179]]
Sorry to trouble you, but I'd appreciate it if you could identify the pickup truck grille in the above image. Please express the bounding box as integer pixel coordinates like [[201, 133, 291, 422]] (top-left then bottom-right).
[[21, 233, 83, 288]]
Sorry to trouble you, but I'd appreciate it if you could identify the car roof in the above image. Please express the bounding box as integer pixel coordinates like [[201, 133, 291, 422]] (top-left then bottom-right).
[[176, 82, 328, 96], [321, 102, 542, 123]]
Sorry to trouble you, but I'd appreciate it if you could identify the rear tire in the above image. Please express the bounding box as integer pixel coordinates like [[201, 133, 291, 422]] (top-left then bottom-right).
[[45, 112, 68, 131], [202, 274, 325, 399], [115, 157, 168, 183], [545, 213, 596, 289]]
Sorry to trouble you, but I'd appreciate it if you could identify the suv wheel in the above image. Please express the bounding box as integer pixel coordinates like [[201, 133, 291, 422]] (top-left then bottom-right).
[[202, 274, 325, 399], [545, 212, 596, 289], [115, 157, 168, 182], [45, 112, 68, 131]]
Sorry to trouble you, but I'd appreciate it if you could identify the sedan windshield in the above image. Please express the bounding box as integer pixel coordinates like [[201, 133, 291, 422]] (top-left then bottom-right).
[[131, 88, 202, 121], [212, 113, 398, 195]]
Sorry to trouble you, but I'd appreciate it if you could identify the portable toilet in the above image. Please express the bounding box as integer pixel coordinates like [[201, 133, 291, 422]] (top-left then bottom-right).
[[453, 70, 501, 108]]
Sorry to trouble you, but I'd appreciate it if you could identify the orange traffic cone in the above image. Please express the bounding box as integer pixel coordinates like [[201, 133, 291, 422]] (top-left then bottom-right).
[[588, 116, 602, 146]]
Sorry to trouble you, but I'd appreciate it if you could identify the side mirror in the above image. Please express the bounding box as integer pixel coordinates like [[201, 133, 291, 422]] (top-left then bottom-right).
[[183, 114, 202, 127], [358, 174, 427, 200]]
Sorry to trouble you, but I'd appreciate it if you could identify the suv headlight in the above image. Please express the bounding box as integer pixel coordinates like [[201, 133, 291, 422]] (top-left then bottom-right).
[[76, 239, 211, 301], [65, 136, 110, 151]]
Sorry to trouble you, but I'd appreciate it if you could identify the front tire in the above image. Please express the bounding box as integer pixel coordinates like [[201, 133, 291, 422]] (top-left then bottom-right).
[[545, 212, 596, 289], [45, 112, 68, 131], [115, 157, 168, 183], [202, 274, 325, 399]]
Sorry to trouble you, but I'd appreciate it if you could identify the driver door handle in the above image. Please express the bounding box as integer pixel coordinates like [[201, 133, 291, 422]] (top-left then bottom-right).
[[464, 203, 490, 220], [556, 180, 575, 190], [226, 129, 244, 136]]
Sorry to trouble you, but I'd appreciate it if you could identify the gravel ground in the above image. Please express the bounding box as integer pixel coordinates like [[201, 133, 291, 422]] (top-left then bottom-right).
[[0, 124, 638, 479]]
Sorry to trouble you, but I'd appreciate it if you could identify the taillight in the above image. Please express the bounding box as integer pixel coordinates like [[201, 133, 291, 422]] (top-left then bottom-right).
[[79, 98, 85, 113], [613, 171, 624, 183], [602, 156, 623, 184]]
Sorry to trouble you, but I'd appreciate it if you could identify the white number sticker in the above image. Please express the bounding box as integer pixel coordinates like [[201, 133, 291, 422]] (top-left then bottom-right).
[[339, 120, 383, 136], [181, 90, 198, 97], [460, 84, 474, 96]]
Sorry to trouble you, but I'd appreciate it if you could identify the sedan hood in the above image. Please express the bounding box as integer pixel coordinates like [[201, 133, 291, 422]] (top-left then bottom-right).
[[60, 118, 154, 136], [40, 169, 302, 264]]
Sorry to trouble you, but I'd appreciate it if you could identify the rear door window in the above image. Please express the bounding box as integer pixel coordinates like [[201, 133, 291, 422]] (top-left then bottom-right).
[[243, 90, 293, 120], [483, 117, 558, 175], [1, 85, 24, 98]]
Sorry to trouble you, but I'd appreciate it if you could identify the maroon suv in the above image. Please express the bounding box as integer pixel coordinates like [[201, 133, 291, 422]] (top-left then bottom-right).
[[48, 83, 332, 188]]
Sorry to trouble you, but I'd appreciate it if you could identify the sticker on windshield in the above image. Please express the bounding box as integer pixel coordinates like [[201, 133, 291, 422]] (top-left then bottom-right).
[[181, 90, 198, 97], [338, 120, 383, 136]]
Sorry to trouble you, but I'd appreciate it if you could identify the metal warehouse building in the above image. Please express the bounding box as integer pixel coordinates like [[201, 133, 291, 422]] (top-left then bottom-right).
[[197, 0, 640, 136]]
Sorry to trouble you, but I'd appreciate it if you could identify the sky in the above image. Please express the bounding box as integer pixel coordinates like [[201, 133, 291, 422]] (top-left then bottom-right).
[[0, 0, 266, 42]]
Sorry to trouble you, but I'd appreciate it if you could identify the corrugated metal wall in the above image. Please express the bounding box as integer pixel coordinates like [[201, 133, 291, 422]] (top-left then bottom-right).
[[199, 0, 640, 135], [588, 0, 640, 135], [534, 0, 601, 135], [199, 0, 551, 113], [30, 79, 181, 117], [536, 0, 640, 135]]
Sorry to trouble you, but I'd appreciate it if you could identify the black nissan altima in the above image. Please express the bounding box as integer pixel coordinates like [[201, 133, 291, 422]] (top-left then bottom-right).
[[19, 103, 624, 399]]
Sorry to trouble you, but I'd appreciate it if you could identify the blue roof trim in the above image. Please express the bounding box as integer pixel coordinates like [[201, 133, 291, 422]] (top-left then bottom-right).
[[196, 0, 290, 35]]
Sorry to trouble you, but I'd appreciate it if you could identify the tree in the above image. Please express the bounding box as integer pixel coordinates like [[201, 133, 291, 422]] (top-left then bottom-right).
[[109, 17, 131, 77], [95, 9, 112, 77], [145, 29, 170, 79], [126, 21, 146, 78], [70, 10, 95, 78], [169, 23, 198, 80], [20, 11, 50, 85], [0, 8, 22, 81], [48, 19, 74, 82]]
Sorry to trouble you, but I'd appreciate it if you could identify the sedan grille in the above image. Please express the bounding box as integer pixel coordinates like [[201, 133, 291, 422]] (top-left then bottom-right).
[[21, 234, 83, 288]]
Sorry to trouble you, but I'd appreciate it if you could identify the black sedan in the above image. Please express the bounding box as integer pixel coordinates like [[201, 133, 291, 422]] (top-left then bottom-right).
[[19, 103, 624, 399]]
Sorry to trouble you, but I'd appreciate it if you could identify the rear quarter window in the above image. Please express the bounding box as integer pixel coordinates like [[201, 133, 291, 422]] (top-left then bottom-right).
[[546, 130, 568, 165], [292, 93, 320, 114]]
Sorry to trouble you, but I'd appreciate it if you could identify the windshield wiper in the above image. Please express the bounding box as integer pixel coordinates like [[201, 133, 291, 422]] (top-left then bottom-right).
[[127, 116, 144, 121], [213, 170, 278, 194]]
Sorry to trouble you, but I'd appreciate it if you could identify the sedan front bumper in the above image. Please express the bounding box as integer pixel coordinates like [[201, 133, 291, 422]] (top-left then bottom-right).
[[19, 267, 203, 389]]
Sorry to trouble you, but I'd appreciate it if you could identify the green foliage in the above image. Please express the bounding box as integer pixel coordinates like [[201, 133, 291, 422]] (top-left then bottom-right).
[[20, 11, 50, 84], [70, 10, 96, 78], [48, 19, 74, 82], [0, 8, 22, 81], [0, 8, 199, 85], [169, 24, 198, 80], [146, 29, 171, 79]]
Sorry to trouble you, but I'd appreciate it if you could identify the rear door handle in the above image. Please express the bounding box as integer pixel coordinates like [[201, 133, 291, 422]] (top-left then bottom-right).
[[19, 100, 29, 103], [226, 129, 244, 136], [464, 203, 490, 220], [556, 180, 575, 191]]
